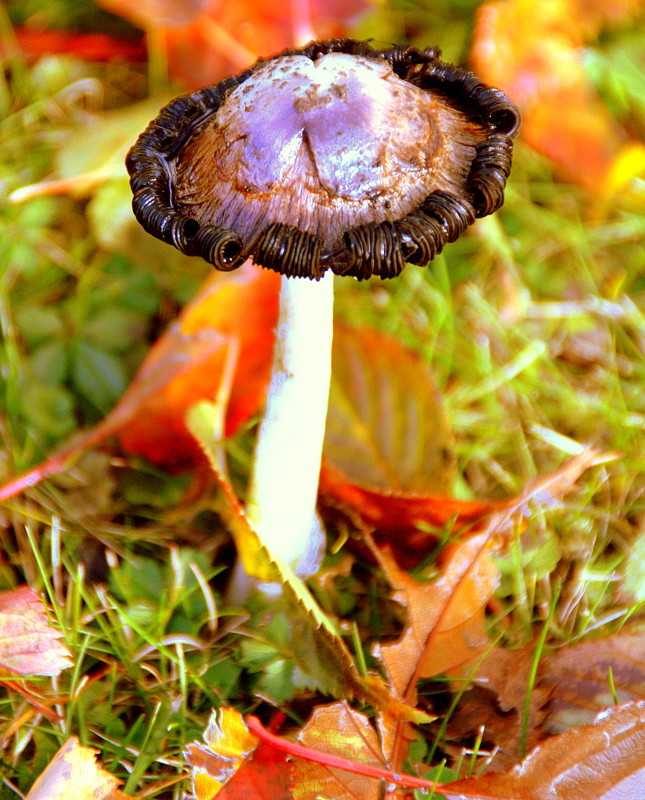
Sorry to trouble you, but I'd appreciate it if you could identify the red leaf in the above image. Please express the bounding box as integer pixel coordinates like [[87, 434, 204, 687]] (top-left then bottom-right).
[[319, 460, 511, 564], [115, 262, 279, 468], [185, 707, 292, 800], [99, 0, 375, 89], [10, 28, 146, 63], [0, 586, 72, 677]]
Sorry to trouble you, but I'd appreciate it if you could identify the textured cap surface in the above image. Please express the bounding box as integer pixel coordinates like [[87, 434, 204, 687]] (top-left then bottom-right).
[[127, 39, 520, 279]]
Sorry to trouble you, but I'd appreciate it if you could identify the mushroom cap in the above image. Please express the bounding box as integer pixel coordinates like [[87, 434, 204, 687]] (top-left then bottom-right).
[[127, 39, 520, 280]]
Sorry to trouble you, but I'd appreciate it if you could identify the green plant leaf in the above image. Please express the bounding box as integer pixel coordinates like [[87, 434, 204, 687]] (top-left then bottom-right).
[[72, 340, 128, 413]]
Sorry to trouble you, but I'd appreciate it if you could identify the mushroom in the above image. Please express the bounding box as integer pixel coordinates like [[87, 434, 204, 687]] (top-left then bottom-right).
[[126, 38, 520, 593]]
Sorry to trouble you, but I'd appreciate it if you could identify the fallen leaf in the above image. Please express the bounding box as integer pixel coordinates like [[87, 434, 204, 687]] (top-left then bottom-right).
[[25, 737, 125, 800], [0, 261, 279, 501], [542, 623, 645, 734], [0, 586, 72, 677], [247, 707, 435, 795], [451, 645, 551, 770], [471, 0, 645, 196], [187, 401, 427, 721], [116, 262, 279, 468], [11, 27, 145, 63], [318, 460, 511, 565], [325, 325, 456, 494], [185, 707, 292, 800], [441, 700, 645, 800], [320, 324, 508, 565], [97, 0, 211, 29], [373, 451, 618, 702], [100, 0, 374, 89], [291, 703, 391, 800], [374, 532, 500, 703]]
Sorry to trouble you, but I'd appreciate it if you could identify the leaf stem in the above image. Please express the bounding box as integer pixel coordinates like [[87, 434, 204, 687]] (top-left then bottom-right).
[[246, 715, 442, 791]]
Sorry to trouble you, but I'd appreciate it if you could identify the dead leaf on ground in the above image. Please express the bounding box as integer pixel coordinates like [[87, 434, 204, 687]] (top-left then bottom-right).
[[99, 0, 374, 89], [25, 737, 126, 800], [441, 699, 645, 800], [186, 707, 292, 800], [542, 622, 645, 734], [320, 323, 511, 566], [0, 586, 72, 677], [373, 531, 501, 703], [0, 262, 279, 501], [324, 324, 456, 495], [448, 645, 551, 771], [446, 614, 645, 772], [318, 460, 512, 566], [371, 450, 618, 705], [292, 703, 388, 800]]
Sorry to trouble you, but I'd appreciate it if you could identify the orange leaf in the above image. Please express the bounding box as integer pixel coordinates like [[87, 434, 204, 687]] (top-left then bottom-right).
[[0, 586, 72, 677], [471, 0, 642, 194], [185, 707, 292, 800], [99, 0, 375, 89], [25, 737, 125, 800], [441, 700, 645, 800], [374, 532, 500, 701], [11, 28, 146, 63], [291, 703, 391, 800], [115, 262, 279, 468]]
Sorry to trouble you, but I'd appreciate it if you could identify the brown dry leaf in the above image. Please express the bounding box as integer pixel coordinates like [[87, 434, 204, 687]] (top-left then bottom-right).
[[291, 703, 388, 800], [325, 324, 456, 495], [0, 586, 72, 677], [542, 623, 645, 734], [374, 531, 501, 702], [450, 645, 551, 770], [441, 700, 645, 800], [25, 738, 126, 800], [373, 450, 618, 702]]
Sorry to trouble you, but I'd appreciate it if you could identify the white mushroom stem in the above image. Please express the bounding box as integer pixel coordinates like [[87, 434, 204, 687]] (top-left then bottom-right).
[[229, 271, 333, 600]]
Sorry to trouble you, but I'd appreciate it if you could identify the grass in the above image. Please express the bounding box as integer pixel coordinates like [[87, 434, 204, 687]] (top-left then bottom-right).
[[1, 1, 644, 797]]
